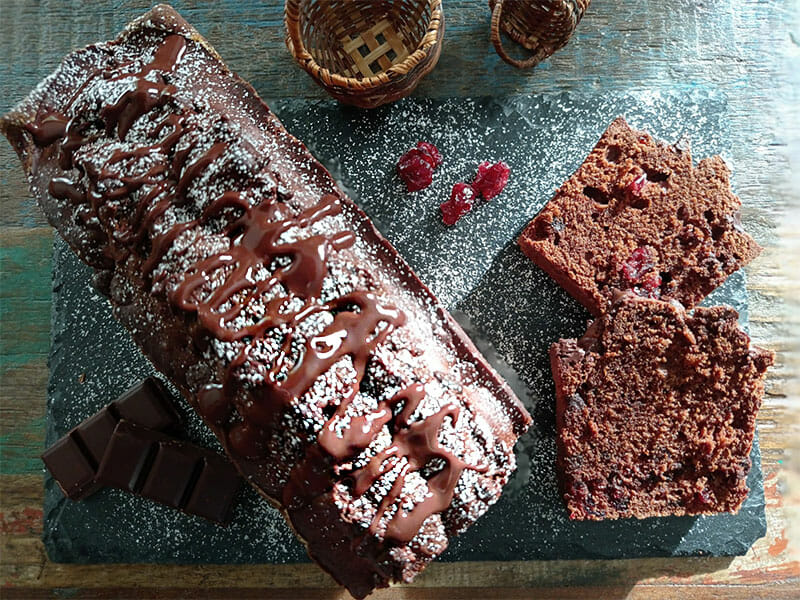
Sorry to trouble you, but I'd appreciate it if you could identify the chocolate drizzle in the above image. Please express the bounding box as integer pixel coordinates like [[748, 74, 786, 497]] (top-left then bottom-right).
[[169, 192, 357, 339], [318, 384, 427, 463], [26, 31, 486, 548], [100, 34, 185, 142], [26, 36, 190, 253], [308, 381, 487, 544], [350, 400, 487, 544], [25, 112, 68, 147]]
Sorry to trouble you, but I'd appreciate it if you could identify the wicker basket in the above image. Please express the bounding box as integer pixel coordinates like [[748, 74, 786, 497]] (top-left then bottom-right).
[[285, 0, 444, 109], [489, 0, 590, 69]]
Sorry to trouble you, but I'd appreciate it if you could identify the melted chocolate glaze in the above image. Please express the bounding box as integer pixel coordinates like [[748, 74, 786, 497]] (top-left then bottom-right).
[[351, 403, 487, 543], [25, 113, 68, 147]]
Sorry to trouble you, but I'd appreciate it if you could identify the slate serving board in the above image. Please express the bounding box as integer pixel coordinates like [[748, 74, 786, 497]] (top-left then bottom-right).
[[44, 92, 766, 563]]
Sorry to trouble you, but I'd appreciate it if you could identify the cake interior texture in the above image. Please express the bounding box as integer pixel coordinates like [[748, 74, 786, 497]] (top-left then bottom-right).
[[550, 293, 773, 521], [519, 117, 762, 316]]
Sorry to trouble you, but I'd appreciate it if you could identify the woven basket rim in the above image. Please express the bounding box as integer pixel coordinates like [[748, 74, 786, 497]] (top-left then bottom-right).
[[285, 0, 444, 89]]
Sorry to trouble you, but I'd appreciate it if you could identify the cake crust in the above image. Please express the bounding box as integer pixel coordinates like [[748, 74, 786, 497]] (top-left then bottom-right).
[[1, 5, 531, 597], [519, 117, 762, 316], [550, 293, 773, 520]]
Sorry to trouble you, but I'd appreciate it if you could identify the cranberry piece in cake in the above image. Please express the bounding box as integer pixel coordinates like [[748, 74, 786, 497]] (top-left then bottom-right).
[[518, 117, 762, 316], [550, 293, 773, 520]]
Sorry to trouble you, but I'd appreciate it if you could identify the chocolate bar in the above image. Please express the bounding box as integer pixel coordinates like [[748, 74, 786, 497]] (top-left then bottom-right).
[[41, 377, 180, 499], [97, 420, 242, 524], [4, 6, 531, 597]]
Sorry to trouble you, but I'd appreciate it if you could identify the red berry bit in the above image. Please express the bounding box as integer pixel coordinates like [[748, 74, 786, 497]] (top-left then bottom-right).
[[415, 141, 442, 168], [638, 272, 662, 296], [473, 161, 511, 201], [397, 150, 433, 192], [624, 172, 650, 208], [566, 479, 596, 517], [440, 183, 476, 226], [692, 488, 716, 511], [619, 246, 662, 298], [397, 141, 442, 192], [620, 247, 652, 284], [626, 173, 648, 197]]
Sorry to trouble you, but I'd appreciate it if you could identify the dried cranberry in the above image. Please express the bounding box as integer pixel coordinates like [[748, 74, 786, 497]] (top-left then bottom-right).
[[415, 141, 442, 168], [637, 272, 662, 297], [694, 488, 715, 508], [440, 183, 477, 226], [620, 246, 654, 285], [626, 173, 648, 197], [473, 161, 510, 201], [567, 479, 594, 510], [397, 149, 434, 192], [607, 480, 626, 502], [605, 473, 629, 511], [619, 247, 663, 297]]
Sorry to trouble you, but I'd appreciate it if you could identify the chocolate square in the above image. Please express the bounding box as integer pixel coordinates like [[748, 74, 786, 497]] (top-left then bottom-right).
[[114, 377, 181, 432], [76, 407, 118, 467], [140, 443, 200, 507], [96, 421, 157, 491], [184, 457, 242, 524], [41, 435, 101, 500]]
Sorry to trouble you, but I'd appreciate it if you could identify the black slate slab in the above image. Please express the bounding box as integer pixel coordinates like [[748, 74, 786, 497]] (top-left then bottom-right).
[[44, 92, 766, 563]]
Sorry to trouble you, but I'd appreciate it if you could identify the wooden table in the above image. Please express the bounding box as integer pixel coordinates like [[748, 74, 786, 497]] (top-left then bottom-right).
[[1, 1, 798, 598]]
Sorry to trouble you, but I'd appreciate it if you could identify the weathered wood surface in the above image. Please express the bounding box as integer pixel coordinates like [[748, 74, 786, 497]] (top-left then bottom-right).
[[1, 0, 798, 597]]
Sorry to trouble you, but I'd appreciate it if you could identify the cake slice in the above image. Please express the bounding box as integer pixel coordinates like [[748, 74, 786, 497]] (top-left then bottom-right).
[[1, 5, 531, 597], [550, 293, 773, 520], [519, 117, 762, 316]]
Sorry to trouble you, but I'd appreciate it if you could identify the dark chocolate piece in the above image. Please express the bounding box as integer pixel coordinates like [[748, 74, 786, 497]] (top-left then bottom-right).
[[141, 444, 199, 507], [550, 294, 773, 520], [3, 6, 530, 598], [40, 377, 180, 500], [41, 436, 102, 500], [97, 420, 242, 524], [95, 421, 156, 491], [78, 408, 119, 467], [183, 455, 243, 523], [114, 377, 182, 432], [518, 117, 762, 316]]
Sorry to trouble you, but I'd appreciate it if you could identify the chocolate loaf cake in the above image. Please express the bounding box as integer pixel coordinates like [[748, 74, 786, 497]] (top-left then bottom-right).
[[550, 293, 773, 520], [1, 5, 531, 597], [518, 117, 762, 316]]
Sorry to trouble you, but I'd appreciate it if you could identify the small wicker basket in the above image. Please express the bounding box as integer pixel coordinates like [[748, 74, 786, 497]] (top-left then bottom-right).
[[285, 0, 444, 109], [489, 0, 590, 69]]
